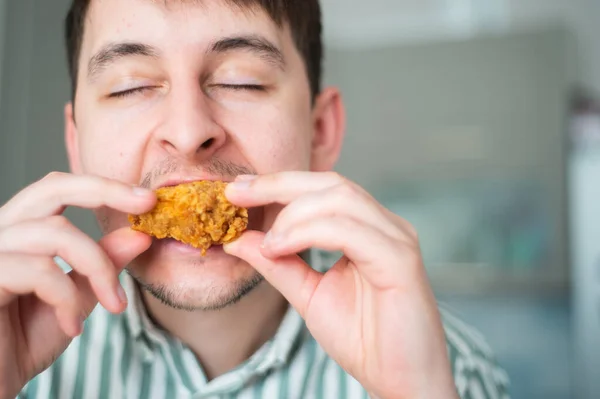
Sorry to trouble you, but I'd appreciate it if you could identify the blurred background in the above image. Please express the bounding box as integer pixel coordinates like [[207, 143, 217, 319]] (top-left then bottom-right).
[[1, 0, 600, 397]]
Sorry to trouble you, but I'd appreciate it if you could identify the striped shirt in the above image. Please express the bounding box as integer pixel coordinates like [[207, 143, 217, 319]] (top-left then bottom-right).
[[18, 250, 510, 399]]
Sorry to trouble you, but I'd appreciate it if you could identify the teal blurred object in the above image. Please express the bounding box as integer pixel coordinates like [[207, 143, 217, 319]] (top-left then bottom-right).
[[377, 178, 553, 272]]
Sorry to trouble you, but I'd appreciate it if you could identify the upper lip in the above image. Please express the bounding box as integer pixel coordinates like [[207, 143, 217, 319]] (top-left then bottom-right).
[[155, 176, 232, 190]]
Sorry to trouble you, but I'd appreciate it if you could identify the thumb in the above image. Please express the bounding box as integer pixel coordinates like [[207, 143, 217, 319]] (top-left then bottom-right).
[[70, 227, 152, 316], [224, 231, 321, 318], [98, 227, 153, 270]]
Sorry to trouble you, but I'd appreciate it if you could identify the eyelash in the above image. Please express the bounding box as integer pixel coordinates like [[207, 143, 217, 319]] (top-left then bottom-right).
[[109, 84, 265, 99], [109, 86, 154, 98], [215, 84, 266, 92]]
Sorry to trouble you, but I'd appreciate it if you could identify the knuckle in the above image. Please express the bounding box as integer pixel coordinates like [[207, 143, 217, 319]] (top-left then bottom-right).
[[42, 171, 66, 183], [333, 180, 361, 199], [32, 257, 59, 275], [325, 171, 345, 184], [402, 220, 419, 241], [264, 173, 282, 186], [46, 215, 73, 230]]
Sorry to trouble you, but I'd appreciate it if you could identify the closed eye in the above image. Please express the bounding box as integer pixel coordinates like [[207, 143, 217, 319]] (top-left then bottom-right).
[[108, 86, 155, 99], [215, 84, 266, 92]]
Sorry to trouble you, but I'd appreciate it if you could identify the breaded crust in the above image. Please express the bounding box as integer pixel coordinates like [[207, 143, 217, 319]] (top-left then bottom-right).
[[128, 181, 248, 255]]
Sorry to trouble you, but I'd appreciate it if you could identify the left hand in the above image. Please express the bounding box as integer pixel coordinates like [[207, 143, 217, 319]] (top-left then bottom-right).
[[224, 172, 459, 399]]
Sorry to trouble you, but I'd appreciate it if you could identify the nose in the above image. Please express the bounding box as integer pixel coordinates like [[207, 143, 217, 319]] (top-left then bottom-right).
[[156, 85, 226, 161]]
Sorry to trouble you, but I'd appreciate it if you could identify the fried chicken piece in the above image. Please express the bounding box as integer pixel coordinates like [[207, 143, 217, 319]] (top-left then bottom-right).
[[128, 181, 248, 255]]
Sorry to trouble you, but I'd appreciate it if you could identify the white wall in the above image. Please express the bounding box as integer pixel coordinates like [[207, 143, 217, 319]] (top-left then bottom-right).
[[322, 0, 600, 92]]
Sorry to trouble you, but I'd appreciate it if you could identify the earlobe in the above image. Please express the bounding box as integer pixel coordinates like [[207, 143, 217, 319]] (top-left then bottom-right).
[[310, 87, 347, 172], [64, 102, 82, 174]]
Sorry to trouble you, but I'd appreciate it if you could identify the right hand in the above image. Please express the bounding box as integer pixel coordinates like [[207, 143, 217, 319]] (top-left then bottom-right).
[[0, 172, 156, 399]]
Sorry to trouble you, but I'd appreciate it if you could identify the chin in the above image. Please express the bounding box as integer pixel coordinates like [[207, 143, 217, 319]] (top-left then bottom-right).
[[126, 239, 264, 311]]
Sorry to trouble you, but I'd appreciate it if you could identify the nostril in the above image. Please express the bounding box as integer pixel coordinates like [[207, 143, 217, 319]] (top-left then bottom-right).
[[201, 138, 215, 149]]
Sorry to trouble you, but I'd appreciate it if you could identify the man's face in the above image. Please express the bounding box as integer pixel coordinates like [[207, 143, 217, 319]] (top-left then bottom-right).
[[66, 0, 341, 310]]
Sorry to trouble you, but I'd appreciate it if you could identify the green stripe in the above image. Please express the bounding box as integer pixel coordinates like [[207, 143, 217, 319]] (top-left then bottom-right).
[[314, 354, 330, 398], [253, 373, 265, 398], [50, 355, 63, 398], [120, 325, 133, 385], [278, 366, 289, 399], [21, 378, 37, 399], [72, 322, 91, 398], [138, 362, 153, 399], [298, 335, 317, 398], [338, 366, 347, 399], [165, 366, 176, 398], [168, 340, 196, 391], [98, 322, 115, 399]]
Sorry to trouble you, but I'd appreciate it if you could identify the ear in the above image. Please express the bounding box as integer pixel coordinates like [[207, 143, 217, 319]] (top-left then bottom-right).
[[310, 87, 346, 172], [64, 102, 82, 174]]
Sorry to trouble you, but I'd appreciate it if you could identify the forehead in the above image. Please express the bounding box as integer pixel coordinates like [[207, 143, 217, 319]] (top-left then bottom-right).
[[82, 0, 287, 57]]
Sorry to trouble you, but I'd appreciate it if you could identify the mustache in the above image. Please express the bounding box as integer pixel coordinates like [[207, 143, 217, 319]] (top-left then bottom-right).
[[140, 157, 255, 189]]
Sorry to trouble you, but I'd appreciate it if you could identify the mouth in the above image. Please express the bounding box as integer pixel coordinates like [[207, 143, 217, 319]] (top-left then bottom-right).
[[136, 175, 264, 253], [154, 175, 241, 190]]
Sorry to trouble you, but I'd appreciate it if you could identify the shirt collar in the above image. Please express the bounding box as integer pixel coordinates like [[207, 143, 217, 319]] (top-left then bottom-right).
[[121, 249, 333, 365]]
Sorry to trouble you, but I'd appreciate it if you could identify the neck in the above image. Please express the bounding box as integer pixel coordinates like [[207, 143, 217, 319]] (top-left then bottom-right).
[[141, 282, 289, 381]]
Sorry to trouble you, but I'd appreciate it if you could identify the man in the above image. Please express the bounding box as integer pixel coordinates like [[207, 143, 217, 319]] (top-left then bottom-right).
[[0, 0, 509, 398]]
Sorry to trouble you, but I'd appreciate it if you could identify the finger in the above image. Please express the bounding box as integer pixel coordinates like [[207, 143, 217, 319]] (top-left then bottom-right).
[[261, 216, 416, 287], [226, 171, 346, 207], [0, 254, 84, 337], [71, 227, 153, 316], [268, 184, 402, 240], [0, 172, 155, 229], [98, 227, 153, 269], [0, 217, 126, 314], [223, 231, 322, 318]]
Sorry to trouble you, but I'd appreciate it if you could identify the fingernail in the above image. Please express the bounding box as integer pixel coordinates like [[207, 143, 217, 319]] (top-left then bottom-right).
[[117, 284, 128, 304], [228, 181, 252, 191], [236, 175, 258, 182], [262, 231, 281, 248], [223, 241, 238, 254], [132, 187, 153, 196], [72, 314, 86, 336]]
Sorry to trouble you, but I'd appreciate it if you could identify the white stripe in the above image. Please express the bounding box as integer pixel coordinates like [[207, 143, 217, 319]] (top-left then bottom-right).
[[148, 358, 168, 399], [154, 336, 188, 393], [442, 310, 493, 357], [258, 370, 281, 398], [453, 356, 469, 396], [473, 357, 500, 399], [34, 365, 53, 399], [82, 309, 110, 399], [305, 346, 330, 398], [108, 320, 126, 398], [233, 386, 255, 399], [57, 336, 81, 398], [493, 366, 510, 387], [468, 377, 487, 399], [444, 324, 473, 357], [321, 361, 340, 398], [181, 348, 206, 389], [345, 373, 367, 399], [286, 335, 311, 398], [125, 346, 143, 399]]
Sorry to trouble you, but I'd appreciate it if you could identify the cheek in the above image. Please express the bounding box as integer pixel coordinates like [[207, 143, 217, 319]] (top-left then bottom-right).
[[80, 131, 141, 181], [77, 110, 150, 184], [221, 103, 313, 173]]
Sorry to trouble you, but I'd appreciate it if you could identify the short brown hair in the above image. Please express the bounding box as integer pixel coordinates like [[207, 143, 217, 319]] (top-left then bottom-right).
[[64, 0, 323, 100]]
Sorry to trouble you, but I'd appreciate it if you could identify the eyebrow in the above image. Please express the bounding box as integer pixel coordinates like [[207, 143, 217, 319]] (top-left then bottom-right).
[[208, 35, 285, 69], [86, 35, 284, 83], [87, 42, 159, 82]]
